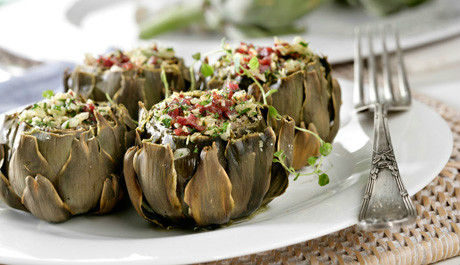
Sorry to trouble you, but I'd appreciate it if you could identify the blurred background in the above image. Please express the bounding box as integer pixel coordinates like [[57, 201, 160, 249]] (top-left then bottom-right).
[[0, 0, 458, 109], [0, 0, 459, 64], [0, 0, 458, 113], [0, 0, 458, 112]]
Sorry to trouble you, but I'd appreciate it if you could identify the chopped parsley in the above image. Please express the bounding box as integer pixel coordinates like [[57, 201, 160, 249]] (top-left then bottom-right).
[[162, 118, 172, 127]]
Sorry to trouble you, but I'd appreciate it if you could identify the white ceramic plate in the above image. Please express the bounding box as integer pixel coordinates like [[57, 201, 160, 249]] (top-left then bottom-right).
[[0, 79, 453, 264], [0, 0, 459, 64]]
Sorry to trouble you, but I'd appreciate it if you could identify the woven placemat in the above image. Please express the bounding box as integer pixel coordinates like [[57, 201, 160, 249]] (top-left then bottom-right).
[[203, 93, 460, 265]]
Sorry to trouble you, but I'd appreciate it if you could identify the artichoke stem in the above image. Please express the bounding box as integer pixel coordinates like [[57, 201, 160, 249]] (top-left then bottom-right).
[[139, 2, 205, 39]]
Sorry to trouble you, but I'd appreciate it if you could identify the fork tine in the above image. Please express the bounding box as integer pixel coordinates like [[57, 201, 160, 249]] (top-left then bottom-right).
[[394, 25, 412, 107], [353, 28, 366, 111], [381, 25, 395, 105], [366, 27, 379, 105]]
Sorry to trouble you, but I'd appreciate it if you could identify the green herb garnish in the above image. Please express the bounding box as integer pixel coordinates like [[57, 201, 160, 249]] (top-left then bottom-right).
[[160, 65, 169, 98], [162, 118, 172, 127], [318, 173, 329, 186], [239, 108, 251, 115], [234, 55, 240, 72], [266, 88, 278, 97], [199, 100, 211, 106], [270, 106, 332, 185], [220, 122, 229, 132], [42, 90, 54, 99], [192, 52, 201, 61], [248, 56, 259, 71], [105, 93, 115, 105], [201, 63, 214, 77]]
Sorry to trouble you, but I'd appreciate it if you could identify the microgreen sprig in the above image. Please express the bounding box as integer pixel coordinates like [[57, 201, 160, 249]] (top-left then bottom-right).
[[160, 65, 170, 98], [201, 63, 214, 77], [272, 150, 328, 186], [189, 50, 223, 91], [105, 92, 115, 105], [42, 90, 54, 99], [269, 106, 331, 186], [237, 63, 267, 105], [189, 53, 200, 91]]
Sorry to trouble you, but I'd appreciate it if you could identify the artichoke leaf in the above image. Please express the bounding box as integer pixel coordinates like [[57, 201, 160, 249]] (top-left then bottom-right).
[[143, 69, 166, 109], [0, 145, 3, 168], [133, 142, 183, 221], [164, 64, 186, 94], [94, 111, 124, 165], [206, 77, 224, 91], [137, 102, 150, 135], [262, 163, 289, 206], [0, 168, 26, 211], [171, 136, 227, 214], [226, 150, 256, 218], [260, 117, 293, 205], [113, 75, 147, 120], [302, 70, 330, 140], [9, 134, 54, 197], [95, 174, 123, 215], [327, 78, 342, 143], [0, 113, 20, 146], [57, 131, 114, 215], [184, 143, 234, 226], [246, 82, 265, 104], [66, 66, 97, 99], [225, 127, 275, 218], [269, 72, 304, 124], [22, 175, 72, 223], [292, 122, 320, 170], [119, 104, 138, 131], [26, 130, 74, 184], [98, 70, 124, 101], [117, 105, 137, 148], [276, 116, 295, 168], [123, 146, 161, 225], [172, 141, 200, 197]]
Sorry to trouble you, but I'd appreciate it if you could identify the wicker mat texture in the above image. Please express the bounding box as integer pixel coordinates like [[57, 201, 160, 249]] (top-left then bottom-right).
[[203, 94, 460, 265]]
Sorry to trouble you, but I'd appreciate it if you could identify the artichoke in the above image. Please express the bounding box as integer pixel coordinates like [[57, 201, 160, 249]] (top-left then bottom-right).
[[64, 45, 190, 119], [0, 90, 136, 222], [124, 84, 295, 227], [137, 0, 327, 39], [340, 0, 427, 15], [206, 37, 342, 170]]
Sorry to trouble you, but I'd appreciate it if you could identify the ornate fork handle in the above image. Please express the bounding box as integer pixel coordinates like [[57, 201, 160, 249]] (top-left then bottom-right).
[[358, 103, 416, 231]]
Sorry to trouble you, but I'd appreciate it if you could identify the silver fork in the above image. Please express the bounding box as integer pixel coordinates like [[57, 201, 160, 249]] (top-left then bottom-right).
[[354, 25, 416, 231]]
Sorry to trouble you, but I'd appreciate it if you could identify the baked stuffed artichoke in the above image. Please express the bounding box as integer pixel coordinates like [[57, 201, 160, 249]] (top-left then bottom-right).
[[124, 83, 295, 228], [65, 44, 190, 119], [207, 37, 342, 169], [0, 90, 135, 222]]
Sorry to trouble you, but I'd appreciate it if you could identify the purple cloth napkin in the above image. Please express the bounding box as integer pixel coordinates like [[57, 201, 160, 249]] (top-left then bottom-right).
[[0, 61, 75, 113]]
